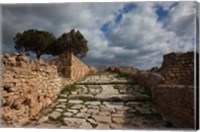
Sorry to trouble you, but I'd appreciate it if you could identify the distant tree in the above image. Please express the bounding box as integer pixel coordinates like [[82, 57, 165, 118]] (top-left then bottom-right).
[[13, 29, 56, 59], [48, 29, 89, 58]]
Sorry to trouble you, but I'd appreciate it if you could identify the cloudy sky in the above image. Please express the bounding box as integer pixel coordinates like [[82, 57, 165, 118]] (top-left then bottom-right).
[[1, 2, 197, 69]]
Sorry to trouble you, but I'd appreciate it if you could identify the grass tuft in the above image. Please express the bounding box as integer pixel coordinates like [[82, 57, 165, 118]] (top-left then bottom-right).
[[134, 112, 163, 120], [61, 84, 78, 93], [116, 72, 130, 78]]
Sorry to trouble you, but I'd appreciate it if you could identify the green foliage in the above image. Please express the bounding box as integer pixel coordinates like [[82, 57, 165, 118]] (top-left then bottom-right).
[[140, 88, 152, 97], [14, 28, 89, 59], [48, 29, 89, 57], [134, 111, 163, 120], [14, 29, 56, 59], [116, 72, 130, 78], [61, 84, 78, 93]]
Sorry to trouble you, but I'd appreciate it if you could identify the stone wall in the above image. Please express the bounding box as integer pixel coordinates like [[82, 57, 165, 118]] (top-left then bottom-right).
[[1, 52, 95, 127], [70, 53, 94, 80], [1, 53, 64, 126], [154, 52, 195, 128], [50, 53, 96, 81], [153, 85, 194, 128], [160, 52, 194, 85], [50, 53, 71, 78], [117, 52, 195, 128]]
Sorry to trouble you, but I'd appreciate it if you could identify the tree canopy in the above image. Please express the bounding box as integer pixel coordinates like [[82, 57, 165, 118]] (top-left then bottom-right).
[[48, 29, 89, 57], [13, 29, 89, 59], [14, 29, 56, 59]]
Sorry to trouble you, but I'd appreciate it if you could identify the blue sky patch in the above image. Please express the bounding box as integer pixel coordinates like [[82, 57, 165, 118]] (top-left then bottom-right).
[[155, 6, 169, 21], [115, 3, 137, 24], [115, 13, 123, 23], [100, 21, 111, 38], [123, 3, 137, 13], [155, 2, 178, 21], [101, 3, 137, 38]]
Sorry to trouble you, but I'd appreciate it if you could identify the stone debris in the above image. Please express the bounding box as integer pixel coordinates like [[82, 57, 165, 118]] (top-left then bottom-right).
[[92, 115, 111, 123], [79, 122, 93, 129], [67, 109, 78, 114], [49, 111, 61, 119], [85, 101, 101, 105], [63, 117, 86, 127], [37, 116, 49, 124], [71, 104, 85, 109], [112, 117, 125, 124], [55, 109, 64, 112], [86, 118, 97, 125], [55, 104, 66, 109], [58, 99, 68, 102], [76, 113, 90, 118], [96, 123, 110, 129], [68, 100, 83, 104], [63, 112, 73, 117]]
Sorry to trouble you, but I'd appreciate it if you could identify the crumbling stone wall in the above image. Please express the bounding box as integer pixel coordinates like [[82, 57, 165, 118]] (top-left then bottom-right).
[[70, 54, 95, 80], [50, 53, 72, 78], [160, 52, 194, 85], [153, 85, 194, 128], [1, 52, 96, 127], [50, 53, 96, 80], [121, 52, 195, 128], [1, 53, 64, 127], [154, 52, 195, 128]]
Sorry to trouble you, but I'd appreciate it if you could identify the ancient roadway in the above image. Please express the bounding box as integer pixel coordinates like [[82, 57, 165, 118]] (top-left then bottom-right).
[[25, 72, 170, 129]]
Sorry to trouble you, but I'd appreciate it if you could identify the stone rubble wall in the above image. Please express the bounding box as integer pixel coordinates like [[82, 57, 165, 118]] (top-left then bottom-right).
[[1, 52, 95, 127], [154, 52, 195, 128], [70, 54, 95, 80], [1, 53, 64, 126], [153, 85, 194, 128], [160, 52, 194, 85], [50, 53, 72, 78], [134, 71, 165, 92], [108, 52, 196, 128], [50, 53, 96, 81]]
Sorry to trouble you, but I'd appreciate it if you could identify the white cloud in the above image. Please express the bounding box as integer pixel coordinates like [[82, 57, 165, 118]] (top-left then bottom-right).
[[1, 2, 196, 69], [96, 2, 195, 69]]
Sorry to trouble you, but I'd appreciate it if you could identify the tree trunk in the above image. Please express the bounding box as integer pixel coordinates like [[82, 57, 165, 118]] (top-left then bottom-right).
[[36, 52, 41, 59]]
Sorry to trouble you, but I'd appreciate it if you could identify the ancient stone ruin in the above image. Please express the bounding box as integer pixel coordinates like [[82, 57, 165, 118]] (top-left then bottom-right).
[[0, 52, 95, 127], [153, 52, 196, 128], [0, 51, 196, 129], [50, 53, 96, 80], [106, 51, 196, 128]]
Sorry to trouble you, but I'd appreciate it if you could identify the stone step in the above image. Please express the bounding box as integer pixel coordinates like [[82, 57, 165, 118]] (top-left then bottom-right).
[[76, 81, 136, 85], [95, 94, 150, 102], [67, 94, 150, 102]]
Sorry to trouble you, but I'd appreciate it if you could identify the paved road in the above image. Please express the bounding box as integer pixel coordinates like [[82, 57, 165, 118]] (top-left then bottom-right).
[[25, 72, 170, 129]]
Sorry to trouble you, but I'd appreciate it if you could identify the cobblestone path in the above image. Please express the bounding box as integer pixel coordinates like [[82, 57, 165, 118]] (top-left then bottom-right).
[[26, 72, 170, 129]]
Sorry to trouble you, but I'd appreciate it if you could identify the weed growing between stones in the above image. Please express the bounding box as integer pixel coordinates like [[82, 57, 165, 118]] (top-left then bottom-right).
[[61, 84, 78, 93], [116, 73, 130, 78], [48, 115, 64, 125], [133, 112, 163, 120], [140, 88, 152, 97], [90, 123, 98, 128]]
